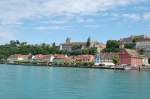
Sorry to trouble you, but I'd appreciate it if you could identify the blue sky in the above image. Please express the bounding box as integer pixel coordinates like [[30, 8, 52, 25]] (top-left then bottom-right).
[[0, 0, 150, 44]]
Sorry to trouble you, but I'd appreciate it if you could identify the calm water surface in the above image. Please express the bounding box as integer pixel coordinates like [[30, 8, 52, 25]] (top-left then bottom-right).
[[0, 64, 150, 99]]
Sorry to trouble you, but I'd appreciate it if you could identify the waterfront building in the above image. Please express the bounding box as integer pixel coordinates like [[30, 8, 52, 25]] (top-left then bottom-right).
[[100, 53, 118, 66], [7, 54, 31, 63], [73, 55, 95, 63], [95, 53, 118, 66], [141, 55, 149, 66], [119, 40, 150, 66], [60, 38, 106, 52], [119, 49, 143, 67], [53, 54, 68, 63], [32, 54, 45, 60], [134, 39, 150, 61], [94, 54, 101, 65], [120, 35, 149, 44], [136, 39, 150, 50], [42, 55, 55, 62]]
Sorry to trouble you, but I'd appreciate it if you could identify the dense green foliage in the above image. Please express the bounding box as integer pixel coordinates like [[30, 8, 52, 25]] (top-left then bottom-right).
[[124, 43, 135, 49], [82, 48, 89, 54], [112, 56, 120, 65], [68, 47, 97, 55], [102, 40, 120, 52], [0, 40, 97, 62], [72, 44, 82, 50], [0, 40, 63, 61]]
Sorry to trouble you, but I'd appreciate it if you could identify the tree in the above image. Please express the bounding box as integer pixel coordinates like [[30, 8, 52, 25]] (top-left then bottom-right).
[[106, 40, 119, 48], [86, 37, 91, 47], [16, 40, 20, 45], [9, 40, 17, 47], [68, 50, 81, 55], [130, 37, 140, 49], [132, 37, 140, 43], [41, 43, 46, 48], [124, 43, 135, 49], [52, 42, 56, 48], [82, 48, 89, 54], [139, 49, 144, 55], [112, 56, 120, 65], [89, 47, 97, 55], [72, 44, 81, 50], [103, 40, 120, 52], [20, 42, 27, 47], [0, 41, 65, 60]]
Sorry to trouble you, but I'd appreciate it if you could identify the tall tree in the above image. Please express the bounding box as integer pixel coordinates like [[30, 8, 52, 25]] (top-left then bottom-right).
[[9, 40, 17, 46], [86, 37, 91, 47], [72, 44, 81, 50], [16, 40, 20, 45], [52, 42, 56, 48]]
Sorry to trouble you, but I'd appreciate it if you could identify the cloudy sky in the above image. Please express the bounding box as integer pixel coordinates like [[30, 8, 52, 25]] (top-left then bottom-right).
[[0, 0, 150, 44]]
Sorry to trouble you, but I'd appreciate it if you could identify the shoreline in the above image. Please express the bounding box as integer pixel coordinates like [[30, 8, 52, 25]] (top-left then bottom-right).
[[4, 63, 150, 71], [6, 64, 125, 70]]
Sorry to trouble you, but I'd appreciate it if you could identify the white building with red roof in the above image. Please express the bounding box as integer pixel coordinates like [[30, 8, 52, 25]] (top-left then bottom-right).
[[73, 55, 95, 62], [7, 54, 31, 63]]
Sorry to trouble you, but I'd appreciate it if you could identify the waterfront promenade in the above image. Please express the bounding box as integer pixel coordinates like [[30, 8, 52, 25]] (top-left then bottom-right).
[[6, 62, 150, 71]]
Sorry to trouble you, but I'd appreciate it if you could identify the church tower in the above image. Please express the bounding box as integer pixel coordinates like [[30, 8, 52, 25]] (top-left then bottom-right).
[[66, 38, 71, 44]]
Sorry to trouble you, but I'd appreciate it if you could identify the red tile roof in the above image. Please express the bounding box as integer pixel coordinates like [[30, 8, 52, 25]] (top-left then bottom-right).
[[125, 49, 140, 57], [73, 55, 95, 61], [53, 54, 67, 59], [33, 54, 45, 59], [9, 54, 31, 58]]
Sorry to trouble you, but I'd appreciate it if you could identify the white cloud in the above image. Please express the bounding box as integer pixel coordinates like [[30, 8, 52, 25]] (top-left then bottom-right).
[[0, 31, 15, 43], [76, 17, 95, 23], [0, 24, 18, 43], [122, 14, 141, 21], [0, 0, 148, 43], [143, 13, 150, 20], [83, 24, 100, 28], [35, 25, 73, 31], [34, 26, 48, 31], [40, 20, 68, 25], [0, 0, 143, 24]]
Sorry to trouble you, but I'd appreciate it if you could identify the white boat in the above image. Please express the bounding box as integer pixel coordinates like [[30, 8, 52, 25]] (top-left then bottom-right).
[[124, 66, 132, 70]]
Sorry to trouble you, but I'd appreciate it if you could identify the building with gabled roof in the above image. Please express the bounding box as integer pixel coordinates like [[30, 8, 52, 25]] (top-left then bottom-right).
[[7, 54, 31, 63], [32, 54, 45, 60], [95, 52, 119, 66], [136, 38, 150, 49], [120, 34, 149, 44], [60, 38, 106, 52], [73, 55, 95, 63], [119, 49, 143, 67]]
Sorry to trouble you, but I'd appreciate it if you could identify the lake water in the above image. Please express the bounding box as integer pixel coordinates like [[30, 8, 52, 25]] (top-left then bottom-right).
[[0, 64, 150, 99]]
